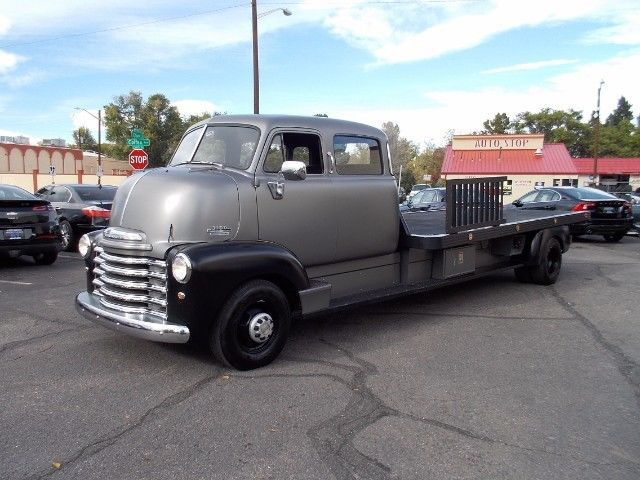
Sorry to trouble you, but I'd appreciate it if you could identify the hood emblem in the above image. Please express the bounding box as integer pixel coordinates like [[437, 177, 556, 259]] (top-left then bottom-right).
[[206, 226, 231, 237]]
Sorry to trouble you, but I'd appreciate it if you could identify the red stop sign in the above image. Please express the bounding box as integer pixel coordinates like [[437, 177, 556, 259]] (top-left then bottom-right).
[[129, 149, 149, 170]]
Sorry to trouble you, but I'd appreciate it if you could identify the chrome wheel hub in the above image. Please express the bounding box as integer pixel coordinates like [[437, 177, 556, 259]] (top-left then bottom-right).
[[248, 313, 274, 344]]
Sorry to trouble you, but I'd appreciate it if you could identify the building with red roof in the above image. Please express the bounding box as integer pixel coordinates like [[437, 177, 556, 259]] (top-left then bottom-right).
[[573, 157, 640, 191], [441, 134, 580, 198]]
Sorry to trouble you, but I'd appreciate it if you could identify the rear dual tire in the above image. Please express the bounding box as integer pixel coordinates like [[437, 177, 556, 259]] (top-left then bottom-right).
[[514, 237, 562, 285]]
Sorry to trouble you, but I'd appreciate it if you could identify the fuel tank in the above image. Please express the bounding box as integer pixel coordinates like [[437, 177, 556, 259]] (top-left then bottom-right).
[[109, 166, 241, 257]]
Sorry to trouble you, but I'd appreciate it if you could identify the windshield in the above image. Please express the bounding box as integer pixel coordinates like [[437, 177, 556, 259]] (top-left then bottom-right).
[[569, 188, 617, 200], [169, 125, 260, 170], [0, 185, 37, 200], [74, 185, 117, 201]]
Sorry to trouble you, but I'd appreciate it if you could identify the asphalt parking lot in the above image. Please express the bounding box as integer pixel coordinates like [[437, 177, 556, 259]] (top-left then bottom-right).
[[1, 236, 639, 480]]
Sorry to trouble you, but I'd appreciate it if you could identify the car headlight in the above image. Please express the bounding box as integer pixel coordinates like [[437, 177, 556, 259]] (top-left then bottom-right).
[[172, 253, 192, 283], [78, 234, 92, 259]]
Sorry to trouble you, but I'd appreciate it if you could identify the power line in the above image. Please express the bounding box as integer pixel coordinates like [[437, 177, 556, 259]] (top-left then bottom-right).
[[0, 2, 248, 49], [0, 0, 479, 49]]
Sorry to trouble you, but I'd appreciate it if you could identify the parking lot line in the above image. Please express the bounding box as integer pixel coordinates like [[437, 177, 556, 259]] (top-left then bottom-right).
[[0, 280, 33, 286]]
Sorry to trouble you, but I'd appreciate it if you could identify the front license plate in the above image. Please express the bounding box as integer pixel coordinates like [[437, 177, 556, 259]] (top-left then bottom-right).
[[5, 228, 23, 240]]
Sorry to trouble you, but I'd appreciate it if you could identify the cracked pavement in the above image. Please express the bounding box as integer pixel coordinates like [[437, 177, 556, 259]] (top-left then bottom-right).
[[1, 236, 639, 480]]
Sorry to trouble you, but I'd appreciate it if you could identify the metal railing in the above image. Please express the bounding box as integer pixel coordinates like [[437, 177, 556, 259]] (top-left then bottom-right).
[[445, 176, 506, 233]]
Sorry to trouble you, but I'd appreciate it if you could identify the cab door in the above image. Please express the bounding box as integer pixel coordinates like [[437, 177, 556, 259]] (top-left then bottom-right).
[[255, 130, 336, 266]]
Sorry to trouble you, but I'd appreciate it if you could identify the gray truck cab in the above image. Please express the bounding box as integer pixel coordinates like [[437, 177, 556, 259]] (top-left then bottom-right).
[[76, 116, 400, 369]]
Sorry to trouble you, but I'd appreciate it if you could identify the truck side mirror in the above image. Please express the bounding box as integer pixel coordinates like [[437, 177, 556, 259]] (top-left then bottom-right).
[[281, 161, 307, 181]]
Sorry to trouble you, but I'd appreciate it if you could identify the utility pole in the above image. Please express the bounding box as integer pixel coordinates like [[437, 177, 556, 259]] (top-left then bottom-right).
[[592, 80, 604, 187], [98, 109, 102, 187], [252, 0, 259, 114]]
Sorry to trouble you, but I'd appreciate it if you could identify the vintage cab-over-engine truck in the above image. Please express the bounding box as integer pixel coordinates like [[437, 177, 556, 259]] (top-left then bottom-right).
[[75, 115, 587, 369]]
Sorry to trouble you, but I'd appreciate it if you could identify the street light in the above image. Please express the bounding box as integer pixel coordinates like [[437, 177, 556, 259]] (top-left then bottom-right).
[[592, 80, 605, 187], [252, 1, 292, 114], [74, 107, 103, 186]]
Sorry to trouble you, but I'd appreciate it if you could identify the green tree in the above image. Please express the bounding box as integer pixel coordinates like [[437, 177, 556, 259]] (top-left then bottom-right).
[[72, 127, 97, 151], [511, 108, 590, 157], [381, 121, 418, 179], [104, 91, 185, 167], [605, 96, 633, 127], [482, 113, 511, 134]]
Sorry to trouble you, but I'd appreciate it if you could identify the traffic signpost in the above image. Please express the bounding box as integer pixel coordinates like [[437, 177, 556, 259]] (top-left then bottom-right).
[[129, 149, 149, 170], [127, 129, 150, 149]]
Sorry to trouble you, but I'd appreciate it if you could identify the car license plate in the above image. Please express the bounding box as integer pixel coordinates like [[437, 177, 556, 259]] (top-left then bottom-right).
[[5, 228, 23, 240], [603, 207, 615, 214]]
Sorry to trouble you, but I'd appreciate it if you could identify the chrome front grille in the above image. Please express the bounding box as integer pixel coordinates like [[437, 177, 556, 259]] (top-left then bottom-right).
[[92, 247, 167, 319]]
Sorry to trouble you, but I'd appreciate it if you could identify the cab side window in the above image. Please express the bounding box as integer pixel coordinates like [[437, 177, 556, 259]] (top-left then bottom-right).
[[264, 134, 284, 173], [263, 132, 323, 174], [334, 136, 382, 175]]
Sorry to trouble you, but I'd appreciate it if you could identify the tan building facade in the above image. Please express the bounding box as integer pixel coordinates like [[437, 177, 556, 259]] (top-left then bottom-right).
[[0, 142, 132, 192]]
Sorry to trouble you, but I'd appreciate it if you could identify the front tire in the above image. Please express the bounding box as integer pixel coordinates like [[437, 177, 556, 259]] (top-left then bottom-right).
[[210, 280, 291, 370], [33, 251, 58, 265], [603, 233, 625, 243]]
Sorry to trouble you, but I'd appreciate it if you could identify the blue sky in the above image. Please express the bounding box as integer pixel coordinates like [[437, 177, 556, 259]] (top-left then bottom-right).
[[0, 0, 639, 147]]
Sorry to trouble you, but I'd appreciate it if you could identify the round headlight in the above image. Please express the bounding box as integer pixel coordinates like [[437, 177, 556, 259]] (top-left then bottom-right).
[[172, 253, 192, 283], [78, 234, 92, 259]]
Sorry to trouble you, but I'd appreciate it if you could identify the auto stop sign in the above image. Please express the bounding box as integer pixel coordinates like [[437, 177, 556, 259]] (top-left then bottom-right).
[[129, 149, 148, 170]]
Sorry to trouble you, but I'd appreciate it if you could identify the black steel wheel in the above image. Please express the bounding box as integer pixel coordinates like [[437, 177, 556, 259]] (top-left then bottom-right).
[[33, 251, 58, 265], [603, 233, 625, 243], [513, 266, 532, 283], [59, 220, 75, 252], [530, 237, 562, 285], [210, 280, 291, 370]]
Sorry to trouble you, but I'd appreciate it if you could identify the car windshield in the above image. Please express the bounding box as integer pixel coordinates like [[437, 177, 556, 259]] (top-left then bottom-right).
[[169, 125, 260, 170], [0, 185, 37, 200], [74, 185, 117, 201], [569, 188, 617, 200], [410, 185, 427, 193]]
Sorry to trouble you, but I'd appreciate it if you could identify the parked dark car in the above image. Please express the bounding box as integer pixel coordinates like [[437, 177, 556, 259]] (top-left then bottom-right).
[[0, 184, 61, 264], [612, 192, 640, 233], [400, 187, 446, 212], [509, 187, 633, 242], [35, 184, 115, 251]]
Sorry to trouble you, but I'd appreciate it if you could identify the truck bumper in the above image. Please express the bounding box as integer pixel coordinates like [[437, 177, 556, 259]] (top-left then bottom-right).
[[75, 291, 190, 343]]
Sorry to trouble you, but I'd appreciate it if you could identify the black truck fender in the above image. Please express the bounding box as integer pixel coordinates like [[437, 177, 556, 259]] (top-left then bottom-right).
[[523, 226, 571, 266], [165, 241, 310, 338]]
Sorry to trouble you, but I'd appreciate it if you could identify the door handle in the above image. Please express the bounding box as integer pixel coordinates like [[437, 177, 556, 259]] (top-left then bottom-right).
[[267, 181, 285, 200]]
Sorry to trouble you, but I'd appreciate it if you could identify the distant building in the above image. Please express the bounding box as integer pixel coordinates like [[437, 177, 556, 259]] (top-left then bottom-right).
[[441, 134, 578, 198], [41, 138, 67, 147], [0, 135, 30, 144], [573, 157, 640, 192]]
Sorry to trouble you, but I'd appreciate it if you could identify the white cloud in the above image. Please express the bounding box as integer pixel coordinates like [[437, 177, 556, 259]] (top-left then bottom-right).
[[321, 50, 640, 145], [0, 16, 10, 35], [583, 11, 640, 45], [322, 0, 639, 65], [482, 59, 578, 75], [172, 99, 221, 117], [0, 50, 22, 74], [71, 109, 102, 139]]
